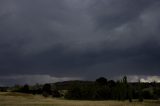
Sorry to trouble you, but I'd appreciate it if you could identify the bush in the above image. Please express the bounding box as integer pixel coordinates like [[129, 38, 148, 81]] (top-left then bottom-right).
[[42, 91, 50, 97], [65, 84, 95, 100], [142, 90, 153, 99], [19, 84, 30, 93], [65, 86, 82, 99], [94, 87, 110, 100], [52, 89, 61, 97]]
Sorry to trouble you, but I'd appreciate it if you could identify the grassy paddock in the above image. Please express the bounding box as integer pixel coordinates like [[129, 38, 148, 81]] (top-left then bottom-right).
[[0, 92, 159, 106]]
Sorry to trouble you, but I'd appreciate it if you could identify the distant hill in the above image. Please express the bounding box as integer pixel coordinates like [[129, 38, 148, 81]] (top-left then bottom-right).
[[54, 80, 94, 90]]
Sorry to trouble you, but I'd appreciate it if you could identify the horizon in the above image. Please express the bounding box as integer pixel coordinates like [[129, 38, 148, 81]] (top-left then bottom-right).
[[0, 75, 160, 86]]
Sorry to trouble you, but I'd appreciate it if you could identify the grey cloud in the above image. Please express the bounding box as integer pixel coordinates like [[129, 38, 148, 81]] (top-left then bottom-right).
[[0, 74, 82, 86], [89, 0, 151, 29]]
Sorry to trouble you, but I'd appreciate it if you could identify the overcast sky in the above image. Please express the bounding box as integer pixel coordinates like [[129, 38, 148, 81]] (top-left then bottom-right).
[[0, 0, 160, 86]]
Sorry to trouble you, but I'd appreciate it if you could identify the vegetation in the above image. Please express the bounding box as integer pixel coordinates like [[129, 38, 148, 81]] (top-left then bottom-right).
[[64, 76, 160, 101], [1, 76, 160, 103]]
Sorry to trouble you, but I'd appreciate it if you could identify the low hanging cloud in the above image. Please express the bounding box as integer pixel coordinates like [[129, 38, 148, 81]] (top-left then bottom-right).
[[0, 75, 82, 86], [127, 75, 160, 83], [140, 76, 160, 83]]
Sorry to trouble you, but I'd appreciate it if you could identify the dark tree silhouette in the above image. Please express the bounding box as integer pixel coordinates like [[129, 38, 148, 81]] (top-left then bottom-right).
[[138, 80, 143, 102], [52, 89, 61, 97], [21, 84, 29, 93], [65, 85, 82, 99], [42, 84, 51, 97], [128, 84, 133, 102], [95, 77, 107, 86]]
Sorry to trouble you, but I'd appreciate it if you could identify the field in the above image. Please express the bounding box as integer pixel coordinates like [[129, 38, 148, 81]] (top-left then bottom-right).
[[0, 92, 159, 106]]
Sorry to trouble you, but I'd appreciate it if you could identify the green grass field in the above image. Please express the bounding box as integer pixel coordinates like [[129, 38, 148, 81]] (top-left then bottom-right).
[[0, 92, 159, 106]]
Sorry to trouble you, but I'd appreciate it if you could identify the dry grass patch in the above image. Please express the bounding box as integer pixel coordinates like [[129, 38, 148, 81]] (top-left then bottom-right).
[[0, 92, 159, 106]]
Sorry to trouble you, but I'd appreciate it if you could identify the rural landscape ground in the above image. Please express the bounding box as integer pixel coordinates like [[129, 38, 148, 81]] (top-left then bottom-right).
[[0, 92, 159, 106]]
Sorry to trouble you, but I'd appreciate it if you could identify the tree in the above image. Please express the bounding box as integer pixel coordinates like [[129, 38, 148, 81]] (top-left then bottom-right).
[[138, 80, 143, 102], [94, 86, 110, 100], [65, 85, 82, 99], [153, 88, 160, 99], [128, 84, 133, 102], [31, 83, 42, 94], [95, 77, 107, 86], [123, 76, 127, 84], [21, 84, 29, 93], [119, 76, 128, 100], [108, 80, 116, 87], [42, 84, 51, 97], [142, 90, 153, 99], [52, 89, 61, 97], [65, 84, 95, 100]]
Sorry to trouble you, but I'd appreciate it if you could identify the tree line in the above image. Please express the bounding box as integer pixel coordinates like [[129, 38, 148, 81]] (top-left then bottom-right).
[[65, 76, 143, 102], [9, 76, 160, 102]]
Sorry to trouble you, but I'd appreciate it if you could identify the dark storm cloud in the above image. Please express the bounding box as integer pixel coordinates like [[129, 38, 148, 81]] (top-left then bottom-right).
[[0, 0, 160, 85], [89, 0, 158, 30]]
